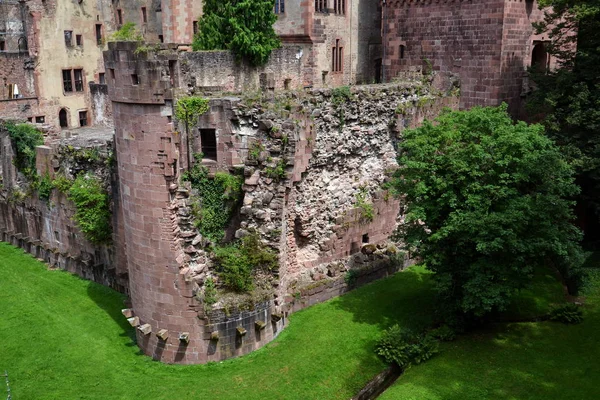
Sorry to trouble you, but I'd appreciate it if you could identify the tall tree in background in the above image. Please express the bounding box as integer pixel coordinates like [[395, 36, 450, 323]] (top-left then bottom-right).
[[192, 0, 280, 66], [529, 0, 600, 234]]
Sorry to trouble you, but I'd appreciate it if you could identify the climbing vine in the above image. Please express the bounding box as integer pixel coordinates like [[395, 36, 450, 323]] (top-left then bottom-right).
[[4, 122, 44, 180], [68, 174, 112, 244]]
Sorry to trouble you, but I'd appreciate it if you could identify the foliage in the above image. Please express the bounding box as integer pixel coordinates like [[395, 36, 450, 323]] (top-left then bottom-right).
[[174, 96, 209, 128], [52, 174, 73, 193], [108, 22, 143, 42], [375, 325, 439, 369], [264, 158, 287, 181], [37, 174, 53, 201], [213, 233, 278, 292], [4, 122, 44, 180], [331, 86, 352, 129], [529, 0, 600, 218], [345, 269, 359, 287], [192, 0, 281, 66], [202, 277, 218, 307], [549, 303, 584, 324], [391, 105, 583, 321], [183, 155, 243, 242], [68, 174, 112, 244], [355, 187, 374, 223], [428, 325, 456, 342]]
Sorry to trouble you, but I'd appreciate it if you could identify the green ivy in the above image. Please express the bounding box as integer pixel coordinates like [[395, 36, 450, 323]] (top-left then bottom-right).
[[331, 86, 352, 130], [174, 96, 210, 128], [4, 122, 44, 180], [356, 187, 374, 223], [213, 233, 278, 292], [108, 22, 143, 42], [51, 174, 73, 193], [264, 158, 287, 181], [37, 174, 53, 201], [183, 154, 243, 243], [68, 174, 112, 245]]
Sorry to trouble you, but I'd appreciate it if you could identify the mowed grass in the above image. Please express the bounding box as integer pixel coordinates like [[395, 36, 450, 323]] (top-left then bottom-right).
[[380, 261, 600, 400], [0, 242, 435, 399]]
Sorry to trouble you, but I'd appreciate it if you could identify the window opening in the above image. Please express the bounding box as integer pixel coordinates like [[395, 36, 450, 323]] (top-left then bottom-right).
[[158, 35, 164, 43], [362, 233, 369, 244], [284, 78, 291, 90], [531, 42, 549, 73], [131, 74, 140, 85], [332, 39, 343, 72], [64, 30, 73, 47], [193, 21, 198, 35], [76, 35, 83, 46], [0, 38, 5, 51], [59, 109, 68, 128], [74, 69, 84, 92], [399, 45, 405, 59], [96, 24, 103, 45], [275, 0, 285, 14], [35, 116, 45, 124], [141, 7, 147, 23], [315, 0, 327, 13], [79, 111, 88, 127], [99, 73, 105, 84], [117, 9, 123, 25], [200, 129, 217, 161], [63, 70, 73, 92], [109, 69, 115, 80], [334, 0, 345, 15]]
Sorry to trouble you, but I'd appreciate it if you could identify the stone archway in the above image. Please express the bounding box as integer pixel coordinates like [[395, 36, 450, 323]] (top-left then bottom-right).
[[59, 108, 68, 128]]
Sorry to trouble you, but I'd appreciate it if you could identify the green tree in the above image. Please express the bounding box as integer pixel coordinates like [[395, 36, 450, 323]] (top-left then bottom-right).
[[192, 0, 281, 66], [392, 105, 583, 322], [529, 0, 600, 221]]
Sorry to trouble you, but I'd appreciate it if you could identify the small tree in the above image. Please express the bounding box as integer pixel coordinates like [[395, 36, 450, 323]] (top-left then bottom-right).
[[392, 105, 583, 322], [192, 0, 281, 66]]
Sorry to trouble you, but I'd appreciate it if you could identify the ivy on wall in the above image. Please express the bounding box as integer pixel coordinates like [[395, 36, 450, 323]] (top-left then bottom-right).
[[4, 122, 44, 180]]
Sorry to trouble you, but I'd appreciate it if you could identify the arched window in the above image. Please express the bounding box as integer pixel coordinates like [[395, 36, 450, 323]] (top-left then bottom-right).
[[399, 45, 406, 60], [59, 109, 68, 128], [531, 42, 549, 72]]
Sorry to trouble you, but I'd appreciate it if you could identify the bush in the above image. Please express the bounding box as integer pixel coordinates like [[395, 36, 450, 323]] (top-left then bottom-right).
[[5, 122, 44, 180], [109, 22, 143, 42], [213, 233, 277, 292], [68, 174, 112, 244], [37, 174, 53, 201], [375, 325, 439, 369], [428, 325, 456, 342], [549, 303, 584, 324]]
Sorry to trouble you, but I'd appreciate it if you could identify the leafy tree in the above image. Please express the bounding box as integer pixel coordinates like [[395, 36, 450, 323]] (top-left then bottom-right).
[[192, 0, 281, 66], [392, 105, 583, 322], [529, 0, 600, 223]]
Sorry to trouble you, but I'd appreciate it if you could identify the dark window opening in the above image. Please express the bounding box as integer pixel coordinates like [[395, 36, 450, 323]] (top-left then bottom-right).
[[158, 35, 164, 43], [74, 69, 84, 92], [334, 0, 345, 15], [284, 78, 291, 90], [169, 60, 178, 87], [275, 0, 285, 14], [117, 9, 123, 25], [76, 34, 83, 46], [35, 116, 45, 124], [64, 30, 73, 47], [362, 233, 369, 243], [79, 111, 88, 127], [531, 42, 549, 73], [193, 21, 198, 35], [109, 68, 115, 80], [59, 109, 68, 128], [131, 74, 140, 85], [141, 7, 147, 23], [332, 39, 343, 72], [27, 117, 33, 122], [399, 45, 405, 59], [315, 0, 327, 13], [96, 24, 103, 45], [374, 58, 382, 83], [167, 115, 172, 123], [99, 73, 105, 84], [200, 129, 217, 161], [62, 70, 73, 92], [0, 39, 5, 51]]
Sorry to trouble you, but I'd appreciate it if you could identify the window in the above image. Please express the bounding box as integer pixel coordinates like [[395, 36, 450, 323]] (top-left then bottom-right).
[[76, 34, 83, 46], [59, 109, 68, 128], [332, 39, 343, 72], [333, 0, 344, 15], [35, 116, 45, 124], [0, 38, 5, 51], [315, 0, 327, 13], [109, 68, 115, 80], [74, 69, 84, 91], [117, 9, 123, 25], [62, 70, 73, 92], [79, 111, 88, 127], [64, 30, 73, 47], [362, 233, 369, 244], [131, 74, 140, 85], [99, 73, 106, 84], [96, 24, 103, 45], [158, 35, 164, 43], [141, 7, 147, 23], [399, 45, 405, 59], [274, 0, 285, 14], [62, 69, 84, 93], [200, 129, 217, 160], [193, 21, 198, 35]]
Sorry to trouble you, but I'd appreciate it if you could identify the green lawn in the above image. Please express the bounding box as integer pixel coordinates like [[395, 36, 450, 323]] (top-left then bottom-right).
[[380, 260, 600, 400], [0, 242, 435, 399]]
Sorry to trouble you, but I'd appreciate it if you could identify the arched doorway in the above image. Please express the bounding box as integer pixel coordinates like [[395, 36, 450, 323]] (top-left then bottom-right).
[[531, 43, 549, 72], [59, 108, 68, 128]]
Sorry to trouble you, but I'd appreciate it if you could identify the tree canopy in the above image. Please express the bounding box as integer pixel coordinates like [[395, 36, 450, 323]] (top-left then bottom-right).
[[192, 0, 281, 66], [529, 0, 600, 220], [392, 105, 583, 322]]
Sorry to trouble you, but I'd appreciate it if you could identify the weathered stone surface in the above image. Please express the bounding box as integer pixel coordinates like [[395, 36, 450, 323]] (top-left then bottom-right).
[[138, 324, 152, 335], [156, 329, 169, 341]]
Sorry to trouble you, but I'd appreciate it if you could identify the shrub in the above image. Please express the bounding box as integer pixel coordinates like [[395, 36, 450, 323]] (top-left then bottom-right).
[[549, 303, 584, 324], [52, 174, 73, 193], [5, 122, 44, 180], [108, 22, 143, 42], [355, 187, 374, 223], [37, 174, 53, 201], [375, 325, 439, 369], [68, 174, 112, 244], [428, 325, 456, 342], [213, 233, 278, 292], [345, 269, 359, 287]]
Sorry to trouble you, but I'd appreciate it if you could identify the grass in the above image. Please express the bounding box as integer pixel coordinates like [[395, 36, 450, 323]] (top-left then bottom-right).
[[0, 242, 434, 400], [380, 258, 600, 400]]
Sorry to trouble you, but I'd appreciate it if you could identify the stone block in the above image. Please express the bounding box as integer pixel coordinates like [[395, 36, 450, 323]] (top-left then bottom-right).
[[156, 329, 169, 341], [210, 331, 219, 341], [127, 316, 140, 327], [121, 308, 134, 318], [138, 323, 152, 335], [236, 326, 247, 337], [271, 313, 282, 322], [179, 332, 190, 343], [255, 320, 267, 330]]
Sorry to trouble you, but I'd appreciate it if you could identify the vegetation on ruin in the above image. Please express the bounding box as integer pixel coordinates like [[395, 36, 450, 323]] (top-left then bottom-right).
[[183, 154, 243, 243], [108, 22, 143, 42], [213, 232, 278, 292], [529, 0, 600, 220], [355, 186, 375, 223], [2, 241, 600, 399], [36, 173, 53, 201], [391, 105, 583, 323], [264, 158, 287, 181], [68, 174, 112, 245], [4, 121, 44, 180], [192, 0, 281, 66], [174, 96, 210, 127], [331, 86, 353, 130]]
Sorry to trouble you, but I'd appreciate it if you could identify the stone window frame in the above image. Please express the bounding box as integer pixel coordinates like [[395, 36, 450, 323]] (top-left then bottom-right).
[[95, 24, 103, 46], [76, 34, 83, 47], [315, 0, 327, 14], [78, 110, 88, 127], [274, 0, 285, 14], [141, 7, 147, 24], [64, 30, 73, 47], [331, 38, 344, 73], [62, 68, 85, 94], [117, 9, 123, 26], [333, 0, 345, 15]]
